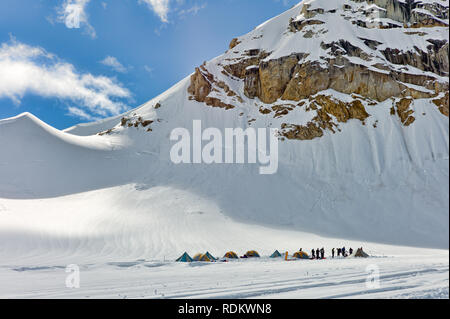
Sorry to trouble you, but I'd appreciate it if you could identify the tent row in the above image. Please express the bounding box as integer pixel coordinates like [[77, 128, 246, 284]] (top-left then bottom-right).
[[176, 250, 305, 262], [176, 248, 369, 262], [176, 250, 260, 262]]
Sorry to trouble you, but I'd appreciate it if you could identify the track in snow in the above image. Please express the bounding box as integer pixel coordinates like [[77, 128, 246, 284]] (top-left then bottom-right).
[[0, 255, 447, 299]]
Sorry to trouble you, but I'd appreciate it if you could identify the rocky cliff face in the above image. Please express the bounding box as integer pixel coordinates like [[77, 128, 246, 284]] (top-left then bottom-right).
[[187, 0, 448, 140]]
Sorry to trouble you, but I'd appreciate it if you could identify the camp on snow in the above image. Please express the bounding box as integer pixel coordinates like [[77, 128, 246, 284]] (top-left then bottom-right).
[[205, 251, 217, 260], [353, 248, 369, 258], [293, 251, 309, 259], [224, 251, 239, 259], [193, 253, 214, 262], [176, 252, 193, 262], [270, 250, 282, 258], [244, 250, 260, 258], [178, 248, 369, 262]]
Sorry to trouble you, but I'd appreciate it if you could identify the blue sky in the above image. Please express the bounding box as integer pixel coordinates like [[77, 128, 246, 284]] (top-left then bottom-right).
[[0, 0, 299, 129]]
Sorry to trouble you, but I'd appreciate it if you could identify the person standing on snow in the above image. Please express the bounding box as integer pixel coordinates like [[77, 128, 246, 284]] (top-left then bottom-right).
[[320, 248, 325, 259], [337, 248, 341, 257], [342, 247, 346, 257], [332, 248, 335, 258], [316, 248, 320, 259], [349, 248, 353, 255], [311, 249, 315, 259]]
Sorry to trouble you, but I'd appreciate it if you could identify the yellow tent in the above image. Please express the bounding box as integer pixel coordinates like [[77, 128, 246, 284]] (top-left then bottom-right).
[[193, 253, 203, 261], [193, 253, 212, 262], [293, 251, 309, 259], [245, 250, 260, 258], [224, 251, 239, 259], [199, 254, 212, 262]]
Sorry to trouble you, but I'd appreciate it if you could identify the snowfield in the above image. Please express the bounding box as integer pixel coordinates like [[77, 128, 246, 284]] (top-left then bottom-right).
[[0, 244, 448, 299], [0, 178, 448, 299]]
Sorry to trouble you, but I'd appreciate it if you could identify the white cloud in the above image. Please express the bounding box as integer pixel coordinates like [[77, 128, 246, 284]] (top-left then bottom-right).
[[178, 3, 206, 17], [100, 56, 127, 73], [0, 39, 131, 119], [57, 0, 96, 38], [144, 65, 153, 73], [67, 106, 97, 121], [139, 0, 170, 22], [139, 0, 207, 24], [144, 65, 154, 77]]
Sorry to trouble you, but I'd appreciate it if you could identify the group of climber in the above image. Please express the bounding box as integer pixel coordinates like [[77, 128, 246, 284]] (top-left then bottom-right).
[[307, 248, 325, 259], [304, 247, 355, 260], [331, 247, 354, 258]]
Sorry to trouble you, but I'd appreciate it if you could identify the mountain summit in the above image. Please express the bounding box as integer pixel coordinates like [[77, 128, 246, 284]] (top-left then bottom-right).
[[185, 0, 448, 140]]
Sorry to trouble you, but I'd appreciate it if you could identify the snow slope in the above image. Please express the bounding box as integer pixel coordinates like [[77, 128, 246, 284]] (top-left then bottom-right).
[[1, 84, 447, 250], [0, 180, 448, 299]]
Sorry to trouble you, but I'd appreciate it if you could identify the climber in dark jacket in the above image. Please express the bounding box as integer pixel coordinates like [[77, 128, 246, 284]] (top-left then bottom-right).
[[337, 248, 341, 257], [342, 247, 346, 257], [316, 248, 320, 259], [320, 248, 325, 259], [332, 248, 335, 258], [349, 248, 353, 256], [311, 249, 315, 259]]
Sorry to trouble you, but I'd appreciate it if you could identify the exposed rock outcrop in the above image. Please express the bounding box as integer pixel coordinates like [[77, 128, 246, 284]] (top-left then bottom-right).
[[243, 58, 442, 104], [188, 67, 213, 102], [188, 66, 237, 110], [280, 95, 370, 140], [185, 0, 448, 141], [394, 98, 416, 126], [281, 122, 325, 140], [382, 41, 449, 76], [432, 92, 450, 116], [229, 38, 241, 50], [259, 55, 303, 103], [312, 95, 369, 123], [349, 0, 449, 28], [289, 19, 325, 32], [223, 49, 270, 79]]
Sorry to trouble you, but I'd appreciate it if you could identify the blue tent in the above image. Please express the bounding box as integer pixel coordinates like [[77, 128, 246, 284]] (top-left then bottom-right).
[[176, 252, 193, 262], [270, 250, 282, 258], [205, 251, 217, 261]]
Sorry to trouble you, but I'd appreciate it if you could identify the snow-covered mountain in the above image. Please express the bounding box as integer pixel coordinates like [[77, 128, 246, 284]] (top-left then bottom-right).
[[0, 0, 448, 268]]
